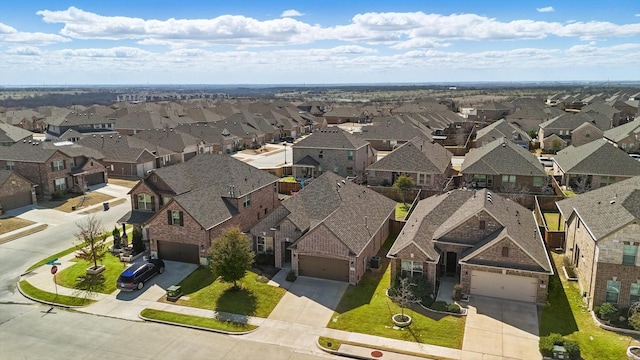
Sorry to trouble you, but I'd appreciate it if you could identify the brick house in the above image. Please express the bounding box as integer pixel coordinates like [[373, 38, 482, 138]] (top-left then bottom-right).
[[604, 118, 640, 153], [570, 121, 603, 147], [0, 123, 33, 146], [119, 154, 279, 264], [538, 112, 612, 151], [77, 134, 158, 179], [45, 111, 118, 141], [366, 136, 453, 189], [556, 176, 640, 309], [552, 139, 640, 190], [0, 140, 108, 199], [291, 127, 376, 183], [132, 128, 206, 164], [355, 116, 431, 151], [0, 170, 36, 213], [250, 172, 396, 284], [474, 119, 531, 149], [387, 189, 553, 304], [461, 137, 549, 194]]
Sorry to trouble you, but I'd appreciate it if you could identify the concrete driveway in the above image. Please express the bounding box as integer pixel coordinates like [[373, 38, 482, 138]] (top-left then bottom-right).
[[267, 276, 348, 327], [462, 295, 540, 360]]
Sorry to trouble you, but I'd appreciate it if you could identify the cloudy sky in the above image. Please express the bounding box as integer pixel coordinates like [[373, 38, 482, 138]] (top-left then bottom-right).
[[1, 0, 639, 85]]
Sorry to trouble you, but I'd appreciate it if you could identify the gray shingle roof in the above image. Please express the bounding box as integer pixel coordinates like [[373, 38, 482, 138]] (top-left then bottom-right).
[[77, 134, 155, 163], [132, 129, 202, 153], [357, 116, 431, 141], [604, 118, 640, 142], [293, 127, 369, 150], [475, 119, 531, 142], [556, 176, 640, 239], [461, 138, 546, 176], [0, 123, 33, 143], [554, 139, 640, 176], [172, 187, 238, 229], [367, 136, 452, 174], [284, 172, 396, 255], [0, 140, 56, 162]]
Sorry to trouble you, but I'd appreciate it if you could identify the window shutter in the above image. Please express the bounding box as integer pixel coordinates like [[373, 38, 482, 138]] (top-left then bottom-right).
[[179, 211, 184, 226], [51, 162, 55, 171], [151, 196, 156, 211], [133, 196, 139, 210], [63, 160, 66, 169], [167, 210, 172, 224]]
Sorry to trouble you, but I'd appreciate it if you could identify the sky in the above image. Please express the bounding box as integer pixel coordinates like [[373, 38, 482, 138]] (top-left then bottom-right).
[[1, 1, 639, 85]]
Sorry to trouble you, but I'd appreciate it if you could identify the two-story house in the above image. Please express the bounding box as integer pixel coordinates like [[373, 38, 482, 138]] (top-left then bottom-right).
[[556, 176, 640, 309], [119, 154, 279, 264], [387, 188, 553, 304], [45, 112, 118, 141], [0, 123, 33, 146], [474, 119, 531, 149], [291, 127, 376, 183], [604, 118, 640, 153]]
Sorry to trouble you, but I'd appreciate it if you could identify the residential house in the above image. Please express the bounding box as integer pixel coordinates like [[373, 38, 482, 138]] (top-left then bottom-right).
[[387, 188, 553, 303], [474, 119, 531, 148], [474, 102, 511, 122], [291, 127, 376, 183], [0, 170, 36, 213], [77, 134, 158, 179], [175, 123, 241, 154], [552, 139, 640, 190], [0, 109, 48, 132], [250, 172, 396, 284], [132, 128, 205, 164], [366, 137, 452, 190], [556, 176, 640, 309], [356, 116, 431, 151], [323, 106, 363, 124], [538, 112, 612, 151], [461, 138, 549, 194], [571, 122, 603, 147], [0, 122, 33, 146], [45, 111, 117, 141], [120, 154, 279, 264], [604, 118, 640, 153]]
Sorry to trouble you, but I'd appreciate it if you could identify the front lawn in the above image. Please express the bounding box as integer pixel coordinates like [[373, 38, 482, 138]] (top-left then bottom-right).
[[0, 217, 35, 235], [55, 252, 126, 295], [19, 280, 94, 306], [540, 251, 640, 360], [328, 262, 465, 349], [140, 308, 257, 332], [395, 203, 409, 221], [167, 267, 286, 318]]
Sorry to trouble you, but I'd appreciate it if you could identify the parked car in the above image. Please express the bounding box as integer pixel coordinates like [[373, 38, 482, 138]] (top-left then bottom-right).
[[117, 258, 165, 291], [538, 156, 554, 168], [282, 136, 295, 143], [630, 154, 640, 162]]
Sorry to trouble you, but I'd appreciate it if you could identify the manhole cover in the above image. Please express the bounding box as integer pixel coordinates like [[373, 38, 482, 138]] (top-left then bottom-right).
[[371, 350, 383, 358]]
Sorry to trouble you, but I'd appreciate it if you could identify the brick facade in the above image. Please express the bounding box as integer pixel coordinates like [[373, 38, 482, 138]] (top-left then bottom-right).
[[292, 145, 375, 179], [0, 172, 35, 212]]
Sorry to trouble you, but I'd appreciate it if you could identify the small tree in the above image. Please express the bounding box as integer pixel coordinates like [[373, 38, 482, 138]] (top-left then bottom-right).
[[431, 174, 453, 194], [208, 227, 254, 290], [393, 174, 415, 205], [390, 277, 420, 322], [572, 175, 591, 194], [131, 226, 145, 254], [75, 215, 108, 270], [112, 226, 122, 250]]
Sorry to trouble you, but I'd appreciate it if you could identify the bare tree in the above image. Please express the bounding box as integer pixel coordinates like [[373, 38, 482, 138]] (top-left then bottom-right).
[[431, 174, 453, 194], [389, 277, 420, 322], [539, 176, 556, 195], [75, 215, 108, 271], [501, 182, 530, 202], [572, 175, 591, 194], [461, 173, 475, 189]]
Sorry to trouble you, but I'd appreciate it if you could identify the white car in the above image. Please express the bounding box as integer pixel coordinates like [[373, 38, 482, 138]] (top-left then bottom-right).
[[538, 156, 554, 168], [630, 154, 640, 162]]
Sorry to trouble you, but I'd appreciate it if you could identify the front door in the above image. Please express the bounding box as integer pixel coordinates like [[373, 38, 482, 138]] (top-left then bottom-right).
[[445, 252, 458, 274]]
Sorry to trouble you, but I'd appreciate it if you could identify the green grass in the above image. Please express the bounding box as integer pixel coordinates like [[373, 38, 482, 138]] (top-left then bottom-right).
[[328, 262, 465, 349], [543, 213, 565, 231], [396, 203, 409, 221], [169, 267, 286, 318], [279, 176, 297, 183], [563, 190, 576, 197], [318, 336, 342, 351], [140, 308, 257, 332], [540, 252, 640, 360], [19, 280, 94, 306], [55, 252, 125, 294]]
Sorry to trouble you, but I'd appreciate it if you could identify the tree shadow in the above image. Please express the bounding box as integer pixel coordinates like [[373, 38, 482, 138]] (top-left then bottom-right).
[[73, 273, 106, 300], [177, 267, 216, 294], [539, 254, 579, 336], [216, 286, 257, 318]]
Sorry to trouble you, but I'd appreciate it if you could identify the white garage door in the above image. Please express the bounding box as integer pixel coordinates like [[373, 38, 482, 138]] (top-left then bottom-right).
[[470, 270, 538, 302]]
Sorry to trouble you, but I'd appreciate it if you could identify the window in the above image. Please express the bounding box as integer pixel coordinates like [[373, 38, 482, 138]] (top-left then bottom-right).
[[533, 177, 544, 187], [479, 220, 486, 230], [167, 210, 183, 226], [606, 280, 620, 303], [601, 176, 616, 187], [369, 170, 376, 178], [502, 174, 516, 184], [624, 244, 638, 265], [5, 161, 14, 170], [256, 236, 274, 254], [318, 150, 323, 159], [346, 167, 354, 176], [54, 178, 66, 191], [52, 160, 65, 171], [347, 150, 354, 160], [69, 158, 76, 167], [502, 246, 509, 257], [418, 173, 426, 185], [136, 194, 154, 211], [401, 260, 423, 278], [257, 237, 266, 253], [632, 284, 640, 304], [243, 194, 251, 208]]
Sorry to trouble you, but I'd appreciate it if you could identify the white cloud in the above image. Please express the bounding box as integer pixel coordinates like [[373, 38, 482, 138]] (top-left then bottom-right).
[[58, 46, 152, 58], [281, 9, 303, 17], [6, 46, 42, 55], [537, 7, 555, 13], [0, 22, 69, 45]]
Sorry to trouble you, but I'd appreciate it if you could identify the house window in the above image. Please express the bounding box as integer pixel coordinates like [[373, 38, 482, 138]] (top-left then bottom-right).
[[69, 158, 76, 167], [417, 173, 426, 185], [346, 167, 354, 176], [54, 178, 66, 191], [606, 280, 620, 303], [319, 150, 323, 159], [243, 194, 251, 208], [479, 220, 486, 230], [5, 161, 14, 170], [167, 210, 183, 226], [502, 175, 516, 184], [502, 246, 509, 257], [401, 260, 423, 278], [257, 237, 266, 253], [601, 176, 616, 187], [369, 170, 376, 178], [347, 150, 354, 160], [631, 283, 640, 304], [136, 194, 154, 211], [533, 177, 544, 187], [52, 160, 65, 171], [623, 244, 638, 265]]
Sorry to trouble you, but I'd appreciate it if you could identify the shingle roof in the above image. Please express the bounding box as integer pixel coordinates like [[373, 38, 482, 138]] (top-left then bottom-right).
[[475, 119, 531, 142], [357, 116, 431, 141], [554, 139, 640, 176], [556, 176, 640, 240], [0, 140, 56, 162], [367, 136, 452, 174], [293, 127, 370, 149], [0, 123, 33, 143], [172, 187, 238, 229], [285, 172, 396, 255], [77, 134, 155, 163], [604, 118, 640, 142], [132, 128, 202, 153], [461, 138, 546, 176]]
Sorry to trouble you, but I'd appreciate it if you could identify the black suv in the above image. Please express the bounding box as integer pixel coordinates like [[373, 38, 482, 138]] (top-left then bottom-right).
[[117, 259, 165, 291]]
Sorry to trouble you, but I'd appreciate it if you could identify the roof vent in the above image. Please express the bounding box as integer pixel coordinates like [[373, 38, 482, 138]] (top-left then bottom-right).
[[487, 191, 493, 203]]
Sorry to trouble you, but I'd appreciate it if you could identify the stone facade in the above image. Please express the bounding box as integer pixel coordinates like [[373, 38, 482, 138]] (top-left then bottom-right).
[[0, 172, 35, 212]]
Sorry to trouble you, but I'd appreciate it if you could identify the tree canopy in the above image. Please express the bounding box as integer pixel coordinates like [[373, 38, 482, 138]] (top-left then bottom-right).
[[208, 227, 255, 289], [393, 174, 415, 205]]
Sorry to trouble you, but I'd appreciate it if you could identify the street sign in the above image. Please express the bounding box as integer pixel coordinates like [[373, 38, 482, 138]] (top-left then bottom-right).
[[45, 258, 58, 265], [51, 265, 58, 275]]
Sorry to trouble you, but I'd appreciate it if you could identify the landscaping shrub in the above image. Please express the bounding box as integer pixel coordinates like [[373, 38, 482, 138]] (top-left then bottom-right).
[[447, 303, 461, 314], [254, 253, 274, 266], [630, 312, 640, 331], [51, 190, 65, 200], [597, 302, 619, 323], [410, 276, 433, 303], [430, 301, 448, 312], [539, 333, 581, 360], [421, 295, 434, 308], [112, 227, 121, 249], [452, 284, 464, 301], [132, 227, 145, 255], [285, 270, 297, 282], [563, 339, 581, 360]]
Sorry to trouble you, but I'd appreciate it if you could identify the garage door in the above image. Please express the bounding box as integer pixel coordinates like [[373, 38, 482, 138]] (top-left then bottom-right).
[[157, 240, 199, 263], [298, 255, 349, 282], [85, 172, 105, 186], [0, 191, 32, 210], [470, 270, 538, 302]]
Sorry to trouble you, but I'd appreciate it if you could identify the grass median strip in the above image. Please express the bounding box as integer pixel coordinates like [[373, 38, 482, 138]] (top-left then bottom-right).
[[19, 280, 94, 306], [140, 308, 257, 332], [317, 336, 454, 360]]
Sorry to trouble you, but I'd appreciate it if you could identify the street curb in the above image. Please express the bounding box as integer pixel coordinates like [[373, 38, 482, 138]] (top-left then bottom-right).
[[315, 339, 372, 360], [16, 280, 90, 309], [138, 312, 259, 335], [0, 224, 48, 245]]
